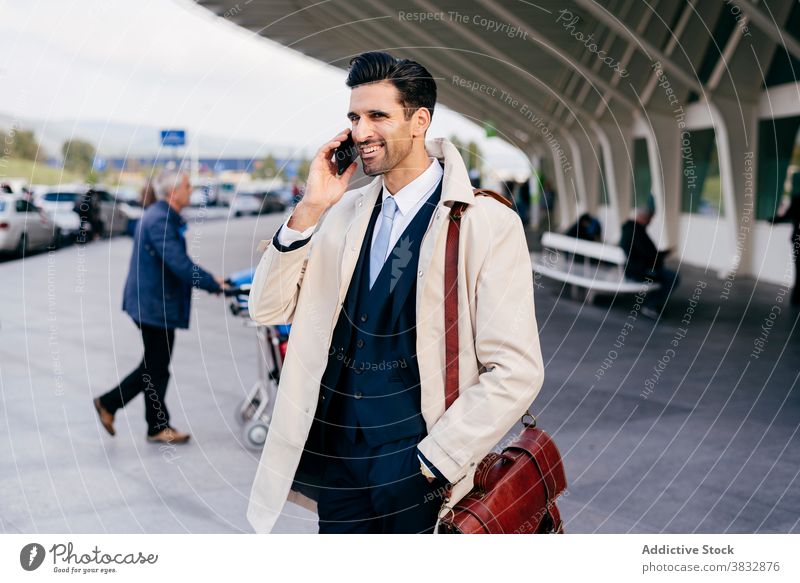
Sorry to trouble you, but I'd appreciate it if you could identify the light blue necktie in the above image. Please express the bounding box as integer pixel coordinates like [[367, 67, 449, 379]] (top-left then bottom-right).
[[369, 195, 398, 289]]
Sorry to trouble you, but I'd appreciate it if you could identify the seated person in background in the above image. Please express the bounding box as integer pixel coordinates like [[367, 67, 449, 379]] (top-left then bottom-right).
[[565, 213, 602, 242], [770, 172, 800, 306], [563, 213, 603, 265], [619, 206, 680, 319]]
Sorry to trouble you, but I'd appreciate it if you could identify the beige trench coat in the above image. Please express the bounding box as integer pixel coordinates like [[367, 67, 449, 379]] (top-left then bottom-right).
[[246, 138, 544, 533]]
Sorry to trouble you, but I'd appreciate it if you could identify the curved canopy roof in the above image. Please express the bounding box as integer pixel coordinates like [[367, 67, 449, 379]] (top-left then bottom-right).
[[195, 0, 798, 155]]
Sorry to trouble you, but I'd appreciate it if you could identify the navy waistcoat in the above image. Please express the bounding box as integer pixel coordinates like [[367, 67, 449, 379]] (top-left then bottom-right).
[[316, 178, 443, 448]]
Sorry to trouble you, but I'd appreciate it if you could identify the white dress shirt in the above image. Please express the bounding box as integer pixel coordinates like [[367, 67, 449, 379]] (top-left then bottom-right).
[[277, 158, 444, 248]]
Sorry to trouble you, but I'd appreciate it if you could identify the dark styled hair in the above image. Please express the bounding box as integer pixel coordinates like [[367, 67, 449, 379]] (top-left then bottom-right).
[[345, 51, 437, 121]]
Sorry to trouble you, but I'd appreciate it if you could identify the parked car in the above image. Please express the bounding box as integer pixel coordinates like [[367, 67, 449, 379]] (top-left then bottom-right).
[[91, 188, 136, 237], [0, 194, 57, 255], [37, 186, 137, 240], [36, 190, 83, 243], [230, 193, 263, 217], [273, 187, 295, 207], [260, 191, 287, 214], [0, 178, 30, 195], [113, 186, 141, 205], [112, 186, 146, 236], [190, 186, 211, 207]]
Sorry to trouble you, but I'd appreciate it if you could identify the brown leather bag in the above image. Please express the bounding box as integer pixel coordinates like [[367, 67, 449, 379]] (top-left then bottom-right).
[[435, 190, 567, 534]]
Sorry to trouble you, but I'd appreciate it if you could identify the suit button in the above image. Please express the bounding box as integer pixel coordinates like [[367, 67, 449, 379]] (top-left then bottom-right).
[[360, 313, 368, 322], [354, 391, 363, 399], [356, 339, 364, 348]]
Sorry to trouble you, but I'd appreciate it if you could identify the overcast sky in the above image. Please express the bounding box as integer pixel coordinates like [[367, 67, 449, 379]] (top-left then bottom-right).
[[0, 0, 529, 174]]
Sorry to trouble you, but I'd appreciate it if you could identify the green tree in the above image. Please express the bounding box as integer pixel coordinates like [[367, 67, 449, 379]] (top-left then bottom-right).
[[0, 130, 9, 159], [466, 141, 481, 172], [253, 154, 281, 179], [62, 139, 96, 174], [448, 135, 482, 174], [13, 130, 41, 160], [1, 128, 42, 160]]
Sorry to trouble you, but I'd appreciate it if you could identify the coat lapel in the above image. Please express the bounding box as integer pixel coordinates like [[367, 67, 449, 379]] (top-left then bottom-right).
[[338, 178, 383, 304], [414, 138, 477, 311]]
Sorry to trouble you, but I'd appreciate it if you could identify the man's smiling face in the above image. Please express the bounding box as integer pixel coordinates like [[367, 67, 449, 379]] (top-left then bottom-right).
[[347, 80, 417, 177]]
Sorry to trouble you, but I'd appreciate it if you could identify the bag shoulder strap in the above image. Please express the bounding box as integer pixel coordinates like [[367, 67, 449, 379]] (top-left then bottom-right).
[[472, 188, 514, 209], [444, 188, 512, 409], [444, 201, 465, 409]]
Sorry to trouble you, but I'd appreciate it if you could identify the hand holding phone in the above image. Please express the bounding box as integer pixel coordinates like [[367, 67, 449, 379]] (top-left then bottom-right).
[[289, 129, 359, 231], [333, 132, 359, 176]]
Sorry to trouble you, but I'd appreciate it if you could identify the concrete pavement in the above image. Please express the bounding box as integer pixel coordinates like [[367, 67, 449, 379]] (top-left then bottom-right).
[[0, 211, 798, 533], [0, 210, 316, 533]]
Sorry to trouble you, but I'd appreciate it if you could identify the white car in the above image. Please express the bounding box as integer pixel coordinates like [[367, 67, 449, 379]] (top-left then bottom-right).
[[36, 190, 83, 241], [230, 193, 263, 217], [0, 194, 57, 255], [37, 186, 137, 239], [0, 177, 30, 195], [190, 187, 213, 207], [113, 186, 140, 205]]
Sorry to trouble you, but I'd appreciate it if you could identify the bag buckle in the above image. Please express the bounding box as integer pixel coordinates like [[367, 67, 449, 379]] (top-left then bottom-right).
[[521, 410, 537, 428]]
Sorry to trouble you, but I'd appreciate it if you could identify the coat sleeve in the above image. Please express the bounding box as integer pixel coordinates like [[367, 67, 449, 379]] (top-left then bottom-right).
[[248, 217, 324, 325], [146, 214, 220, 293], [417, 211, 545, 484]]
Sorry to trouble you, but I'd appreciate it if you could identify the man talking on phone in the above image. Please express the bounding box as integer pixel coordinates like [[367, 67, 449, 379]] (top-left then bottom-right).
[[246, 52, 544, 533]]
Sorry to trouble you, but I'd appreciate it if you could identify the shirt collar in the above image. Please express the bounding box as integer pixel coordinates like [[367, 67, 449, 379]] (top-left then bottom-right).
[[381, 158, 443, 216]]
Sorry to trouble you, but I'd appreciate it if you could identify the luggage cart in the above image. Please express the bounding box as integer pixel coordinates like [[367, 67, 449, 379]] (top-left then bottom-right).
[[226, 268, 290, 450]]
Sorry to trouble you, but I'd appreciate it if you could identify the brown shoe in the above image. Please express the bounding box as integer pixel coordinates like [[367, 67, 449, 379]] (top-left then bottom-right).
[[93, 398, 115, 436], [147, 427, 191, 444]]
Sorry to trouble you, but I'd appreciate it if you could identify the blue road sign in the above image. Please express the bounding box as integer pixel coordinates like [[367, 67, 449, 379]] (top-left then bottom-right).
[[160, 130, 186, 147], [283, 160, 298, 178]]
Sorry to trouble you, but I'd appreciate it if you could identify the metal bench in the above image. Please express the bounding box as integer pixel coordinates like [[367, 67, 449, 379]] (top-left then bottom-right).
[[531, 232, 660, 301]]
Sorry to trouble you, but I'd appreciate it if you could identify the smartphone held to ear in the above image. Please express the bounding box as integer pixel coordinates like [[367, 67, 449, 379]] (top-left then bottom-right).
[[333, 134, 359, 175]]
